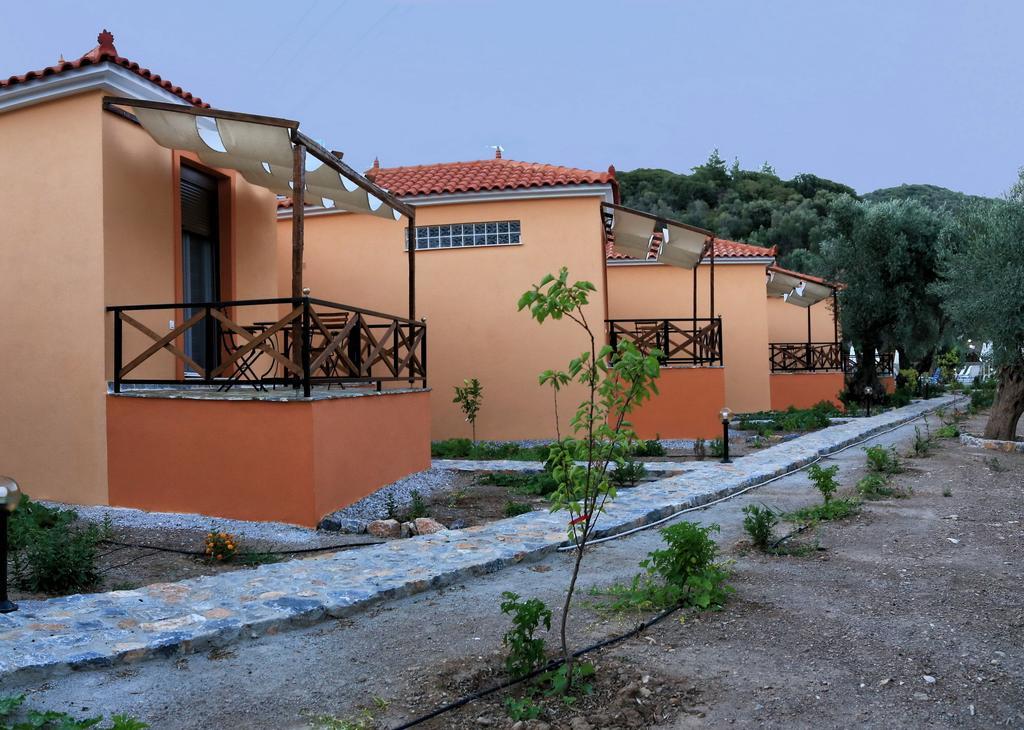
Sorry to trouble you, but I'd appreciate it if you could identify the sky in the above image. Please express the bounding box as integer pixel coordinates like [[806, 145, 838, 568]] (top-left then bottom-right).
[[3, 0, 1022, 197]]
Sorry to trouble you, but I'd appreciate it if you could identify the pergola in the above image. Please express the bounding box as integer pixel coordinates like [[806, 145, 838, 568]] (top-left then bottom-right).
[[601, 202, 716, 316], [103, 96, 419, 319], [766, 266, 840, 345]]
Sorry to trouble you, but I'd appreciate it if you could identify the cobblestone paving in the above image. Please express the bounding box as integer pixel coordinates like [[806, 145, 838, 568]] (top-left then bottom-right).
[[0, 396, 957, 682], [432, 459, 697, 472]]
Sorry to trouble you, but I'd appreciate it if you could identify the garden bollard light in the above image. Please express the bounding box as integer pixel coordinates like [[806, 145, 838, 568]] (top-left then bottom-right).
[[864, 386, 874, 418], [0, 476, 22, 614], [719, 407, 732, 464]]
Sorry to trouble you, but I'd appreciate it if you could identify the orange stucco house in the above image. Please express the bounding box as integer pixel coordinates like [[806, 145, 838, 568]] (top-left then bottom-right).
[[0, 32, 430, 525], [285, 156, 847, 441]]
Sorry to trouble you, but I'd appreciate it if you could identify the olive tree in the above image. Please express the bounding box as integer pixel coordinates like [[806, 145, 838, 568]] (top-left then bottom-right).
[[518, 268, 661, 689], [821, 196, 950, 396], [936, 172, 1024, 440]]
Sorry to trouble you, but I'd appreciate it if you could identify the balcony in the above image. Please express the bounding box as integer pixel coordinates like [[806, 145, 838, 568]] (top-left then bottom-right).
[[769, 342, 846, 373], [607, 317, 723, 366], [110, 296, 426, 396]]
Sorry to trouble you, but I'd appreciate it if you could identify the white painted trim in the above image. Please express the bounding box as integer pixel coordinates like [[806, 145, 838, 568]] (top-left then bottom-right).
[[0, 63, 191, 114], [607, 257, 776, 267], [276, 182, 616, 220]]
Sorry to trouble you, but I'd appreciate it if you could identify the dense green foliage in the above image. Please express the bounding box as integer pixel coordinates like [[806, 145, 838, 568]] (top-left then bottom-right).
[[9, 497, 108, 594], [1, 694, 148, 729], [737, 401, 840, 433], [617, 151, 855, 270], [500, 591, 552, 678], [430, 439, 550, 461], [806, 464, 840, 503], [742, 504, 778, 550], [863, 183, 986, 211], [479, 470, 559, 496]]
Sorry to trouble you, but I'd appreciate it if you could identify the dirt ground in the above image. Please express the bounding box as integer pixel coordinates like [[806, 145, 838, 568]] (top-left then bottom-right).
[[6, 411, 1022, 729]]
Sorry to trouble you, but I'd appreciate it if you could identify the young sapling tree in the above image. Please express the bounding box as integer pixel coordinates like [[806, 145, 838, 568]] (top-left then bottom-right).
[[453, 377, 484, 442]]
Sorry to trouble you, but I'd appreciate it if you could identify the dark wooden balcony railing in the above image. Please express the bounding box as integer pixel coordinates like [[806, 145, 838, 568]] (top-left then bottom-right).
[[607, 318, 723, 366], [108, 296, 426, 397], [769, 342, 846, 373]]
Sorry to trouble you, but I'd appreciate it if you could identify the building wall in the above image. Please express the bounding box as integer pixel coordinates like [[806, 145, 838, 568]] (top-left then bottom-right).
[[0, 91, 110, 505], [280, 195, 609, 439], [606, 262, 772, 414], [769, 372, 845, 410], [766, 296, 838, 344]]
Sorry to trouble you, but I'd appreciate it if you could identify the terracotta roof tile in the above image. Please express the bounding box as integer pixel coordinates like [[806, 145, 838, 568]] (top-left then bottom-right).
[[0, 30, 209, 108], [366, 157, 616, 197]]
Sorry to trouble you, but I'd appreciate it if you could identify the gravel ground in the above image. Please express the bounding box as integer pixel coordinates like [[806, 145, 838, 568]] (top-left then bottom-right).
[[11, 413, 1020, 728], [319, 467, 456, 530]]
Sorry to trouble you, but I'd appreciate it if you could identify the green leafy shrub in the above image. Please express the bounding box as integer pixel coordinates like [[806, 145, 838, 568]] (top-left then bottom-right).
[[970, 384, 996, 411], [0, 694, 148, 729], [739, 402, 840, 432], [708, 438, 725, 457], [935, 423, 960, 438], [500, 591, 552, 678], [856, 473, 900, 499], [912, 425, 934, 457], [610, 459, 647, 488], [453, 377, 484, 442], [630, 439, 666, 457], [504, 500, 533, 518], [505, 697, 542, 721], [806, 463, 840, 502], [408, 490, 428, 520], [593, 522, 732, 612], [864, 444, 903, 474], [742, 504, 778, 550], [692, 438, 706, 460], [785, 498, 859, 523]]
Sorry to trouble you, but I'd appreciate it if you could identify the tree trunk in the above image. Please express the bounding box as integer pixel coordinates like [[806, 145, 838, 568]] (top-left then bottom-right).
[[849, 340, 883, 401], [983, 363, 1024, 441]]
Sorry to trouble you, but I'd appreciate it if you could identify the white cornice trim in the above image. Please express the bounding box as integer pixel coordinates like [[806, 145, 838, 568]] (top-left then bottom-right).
[[276, 183, 616, 220], [0, 63, 190, 114], [607, 257, 776, 267]]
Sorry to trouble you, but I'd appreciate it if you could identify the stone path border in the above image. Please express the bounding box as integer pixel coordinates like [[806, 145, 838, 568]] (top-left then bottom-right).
[[959, 432, 1024, 453], [433, 459, 696, 473], [0, 396, 958, 682]]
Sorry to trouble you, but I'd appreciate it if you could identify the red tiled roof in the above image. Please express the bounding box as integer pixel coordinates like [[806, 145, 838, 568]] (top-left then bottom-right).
[[0, 30, 209, 108], [606, 233, 775, 262], [366, 157, 616, 197]]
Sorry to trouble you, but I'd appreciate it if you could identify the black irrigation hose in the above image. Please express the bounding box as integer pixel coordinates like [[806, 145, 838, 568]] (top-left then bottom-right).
[[770, 523, 813, 549], [390, 601, 684, 730], [102, 538, 385, 558]]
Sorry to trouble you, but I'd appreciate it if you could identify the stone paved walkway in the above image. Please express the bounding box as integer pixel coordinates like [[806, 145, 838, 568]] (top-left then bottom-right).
[[432, 458, 697, 472], [0, 396, 958, 682]]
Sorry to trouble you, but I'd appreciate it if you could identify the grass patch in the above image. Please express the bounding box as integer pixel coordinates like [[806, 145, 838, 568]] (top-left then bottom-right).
[[431, 439, 551, 461], [783, 497, 860, 524], [856, 473, 907, 500], [478, 470, 558, 496], [235, 551, 282, 567], [503, 500, 534, 518], [935, 423, 960, 439]]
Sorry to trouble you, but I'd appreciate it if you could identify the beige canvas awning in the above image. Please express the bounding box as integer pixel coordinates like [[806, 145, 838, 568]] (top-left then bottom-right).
[[766, 266, 834, 307], [107, 97, 410, 221], [603, 203, 711, 269]]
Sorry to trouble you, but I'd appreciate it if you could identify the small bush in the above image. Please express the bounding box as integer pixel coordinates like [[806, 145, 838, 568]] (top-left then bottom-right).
[[204, 529, 239, 562], [0, 695, 149, 729], [431, 439, 551, 462], [970, 386, 995, 411], [742, 504, 778, 550], [500, 591, 552, 678], [935, 423, 960, 439], [785, 498, 859, 523], [408, 490, 428, 520], [864, 445, 903, 474], [631, 439, 666, 457], [610, 459, 647, 488], [593, 522, 732, 612], [912, 425, 934, 457], [504, 500, 533, 518], [453, 377, 484, 441], [10, 497, 108, 595], [856, 473, 900, 499], [693, 438, 706, 460], [505, 697, 542, 721], [708, 438, 725, 458], [806, 464, 840, 503]]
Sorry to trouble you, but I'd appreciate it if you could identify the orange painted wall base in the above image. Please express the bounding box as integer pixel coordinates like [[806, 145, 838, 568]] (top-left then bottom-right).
[[769, 372, 846, 411], [628, 367, 726, 440], [106, 390, 431, 527], [881, 375, 896, 394]]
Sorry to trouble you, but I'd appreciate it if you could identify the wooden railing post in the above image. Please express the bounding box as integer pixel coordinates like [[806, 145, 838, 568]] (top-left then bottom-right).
[[203, 306, 215, 381], [662, 319, 670, 364], [113, 309, 123, 393], [301, 297, 312, 397], [420, 318, 427, 388]]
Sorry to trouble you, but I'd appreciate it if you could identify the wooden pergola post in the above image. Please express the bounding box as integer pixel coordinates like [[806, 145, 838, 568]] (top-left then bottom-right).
[[709, 236, 716, 320], [291, 141, 306, 299], [407, 209, 416, 321]]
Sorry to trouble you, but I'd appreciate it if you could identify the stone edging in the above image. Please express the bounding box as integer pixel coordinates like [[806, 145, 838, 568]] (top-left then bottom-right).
[[0, 396, 958, 683], [959, 432, 1024, 453]]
